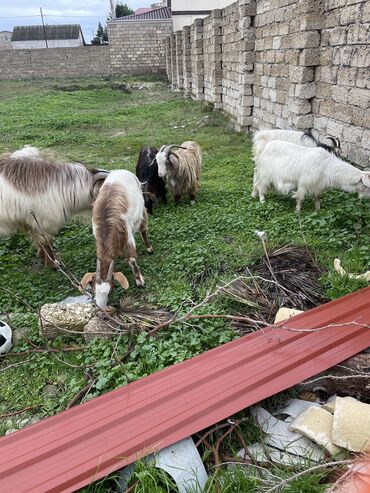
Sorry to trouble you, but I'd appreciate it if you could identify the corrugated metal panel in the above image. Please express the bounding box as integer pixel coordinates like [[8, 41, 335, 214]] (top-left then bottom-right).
[[11, 25, 81, 42], [1, 286, 369, 493], [116, 7, 172, 21]]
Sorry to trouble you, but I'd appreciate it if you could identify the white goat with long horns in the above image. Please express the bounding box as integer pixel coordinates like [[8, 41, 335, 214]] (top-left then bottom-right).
[[0, 146, 108, 264]]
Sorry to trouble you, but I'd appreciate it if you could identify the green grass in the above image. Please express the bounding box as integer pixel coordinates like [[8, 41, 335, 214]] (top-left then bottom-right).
[[0, 77, 368, 490]]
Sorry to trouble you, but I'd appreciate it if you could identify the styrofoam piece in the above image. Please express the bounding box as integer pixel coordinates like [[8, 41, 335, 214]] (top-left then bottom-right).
[[332, 397, 370, 452], [251, 407, 324, 461], [119, 437, 208, 492], [237, 443, 308, 466], [275, 398, 320, 418], [0, 320, 12, 354], [289, 406, 345, 457], [322, 395, 337, 414], [274, 307, 304, 323]]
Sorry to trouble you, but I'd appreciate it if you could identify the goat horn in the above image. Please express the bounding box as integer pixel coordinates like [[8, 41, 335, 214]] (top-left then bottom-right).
[[93, 170, 109, 183], [325, 136, 339, 148], [96, 258, 101, 281], [107, 260, 115, 281], [161, 145, 187, 155]]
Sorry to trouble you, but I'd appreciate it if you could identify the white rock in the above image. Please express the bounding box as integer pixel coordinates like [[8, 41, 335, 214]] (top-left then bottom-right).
[[39, 303, 95, 340]]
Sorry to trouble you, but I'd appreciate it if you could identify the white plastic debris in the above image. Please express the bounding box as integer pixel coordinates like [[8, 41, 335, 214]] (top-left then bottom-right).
[[60, 295, 92, 305], [274, 398, 320, 418], [254, 230, 268, 242], [0, 320, 12, 354], [119, 437, 208, 492], [250, 406, 324, 461], [237, 443, 307, 466]]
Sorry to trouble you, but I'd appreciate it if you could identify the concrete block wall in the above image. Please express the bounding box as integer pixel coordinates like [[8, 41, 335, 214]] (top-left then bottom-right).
[[191, 19, 205, 100], [108, 20, 172, 74], [0, 46, 112, 80], [313, 0, 369, 168], [203, 10, 223, 108], [166, 0, 369, 169], [182, 26, 192, 95]]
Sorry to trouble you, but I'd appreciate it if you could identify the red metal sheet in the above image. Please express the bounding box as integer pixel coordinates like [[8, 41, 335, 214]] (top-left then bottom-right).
[[1, 286, 369, 493]]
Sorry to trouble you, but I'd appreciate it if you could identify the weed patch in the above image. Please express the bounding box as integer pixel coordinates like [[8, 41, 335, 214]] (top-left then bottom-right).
[[0, 77, 368, 491]]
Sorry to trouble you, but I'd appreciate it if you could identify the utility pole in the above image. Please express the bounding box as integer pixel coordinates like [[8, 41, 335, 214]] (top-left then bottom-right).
[[40, 7, 48, 48], [110, 0, 116, 20]]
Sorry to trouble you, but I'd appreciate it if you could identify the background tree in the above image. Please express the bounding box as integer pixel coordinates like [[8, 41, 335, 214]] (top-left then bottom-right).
[[94, 3, 133, 43], [115, 3, 134, 17]]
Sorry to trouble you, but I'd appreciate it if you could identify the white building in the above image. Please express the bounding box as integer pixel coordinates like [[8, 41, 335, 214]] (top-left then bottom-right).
[[11, 25, 85, 49], [0, 31, 12, 50], [169, 0, 234, 31]]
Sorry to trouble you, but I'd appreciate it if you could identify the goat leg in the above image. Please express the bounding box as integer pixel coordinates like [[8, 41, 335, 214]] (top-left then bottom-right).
[[36, 243, 58, 267], [128, 257, 145, 287], [139, 212, 153, 254]]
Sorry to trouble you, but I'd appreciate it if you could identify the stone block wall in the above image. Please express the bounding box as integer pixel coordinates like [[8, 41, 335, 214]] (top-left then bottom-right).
[[203, 11, 223, 108], [313, 0, 369, 168], [108, 20, 173, 74], [166, 0, 369, 169], [0, 46, 112, 80]]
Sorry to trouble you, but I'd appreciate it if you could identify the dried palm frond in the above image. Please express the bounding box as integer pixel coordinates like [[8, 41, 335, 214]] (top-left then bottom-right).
[[222, 245, 326, 332], [117, 295, 173, 330]]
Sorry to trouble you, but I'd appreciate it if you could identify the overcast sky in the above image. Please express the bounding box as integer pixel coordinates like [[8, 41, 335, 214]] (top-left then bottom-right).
[[0, 1, 150, 41]]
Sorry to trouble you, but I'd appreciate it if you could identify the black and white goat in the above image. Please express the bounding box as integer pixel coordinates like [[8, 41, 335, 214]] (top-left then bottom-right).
[[0, 146, 108, 264], [79, 170, 153, 308], [155, 141, 202, 205], [136, 146, 167, 214], [252, 141, 370, 212]]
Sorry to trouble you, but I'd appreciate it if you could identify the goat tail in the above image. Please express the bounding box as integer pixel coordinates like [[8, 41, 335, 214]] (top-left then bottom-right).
[[252, 134, 270, 160]]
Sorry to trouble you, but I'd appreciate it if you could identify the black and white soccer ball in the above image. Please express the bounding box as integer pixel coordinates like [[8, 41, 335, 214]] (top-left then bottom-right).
[[0, 320, 12, 354]]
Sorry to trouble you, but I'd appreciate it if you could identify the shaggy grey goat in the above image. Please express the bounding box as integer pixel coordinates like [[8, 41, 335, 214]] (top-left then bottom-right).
[[155, 141, 202, 205], [0, 146, 108, 264]]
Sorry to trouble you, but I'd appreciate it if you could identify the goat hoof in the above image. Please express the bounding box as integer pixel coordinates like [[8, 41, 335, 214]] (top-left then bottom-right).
[[147, 247, 154, 255], [190, 200, 195, 206]]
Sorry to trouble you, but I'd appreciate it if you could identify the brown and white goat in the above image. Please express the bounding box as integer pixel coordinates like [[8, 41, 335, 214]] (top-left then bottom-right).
[[155, 141, 202, 205], [79, 170, 153, 308], [0, 146, 108, 264]]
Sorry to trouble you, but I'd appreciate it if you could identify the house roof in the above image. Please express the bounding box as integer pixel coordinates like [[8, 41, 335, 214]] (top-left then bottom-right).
[[1, 286, 370, 493], [116, 6, 171, 21], [135, 7, 155, 14], [11, 25, 84, 42]]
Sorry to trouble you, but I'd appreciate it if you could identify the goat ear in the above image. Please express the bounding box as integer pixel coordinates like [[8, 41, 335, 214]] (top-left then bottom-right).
[[79, 272, 96, 292], [361, 173, 370, 188], [113, 272, 129, 290], [168, 154, 178, 167]]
